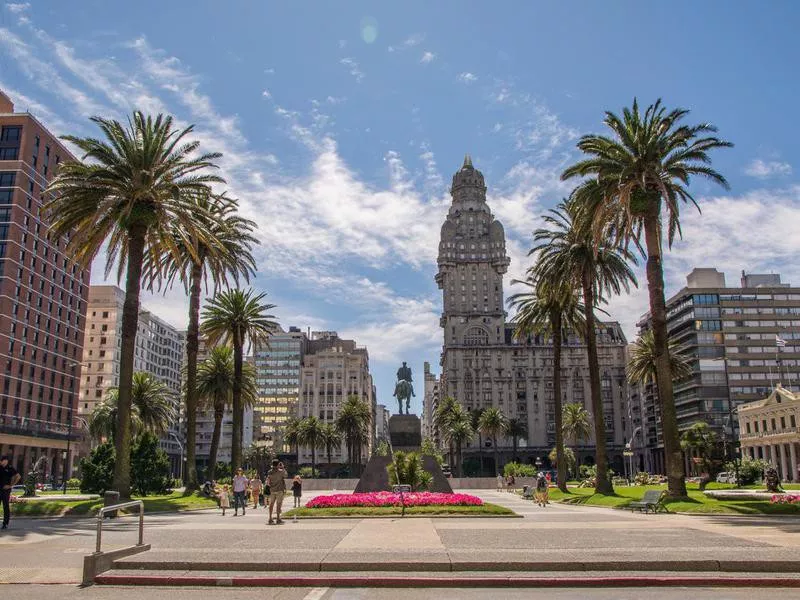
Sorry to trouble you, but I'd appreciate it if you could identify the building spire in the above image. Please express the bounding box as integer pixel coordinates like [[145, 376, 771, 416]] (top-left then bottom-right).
[[463, 154, 473, 169]]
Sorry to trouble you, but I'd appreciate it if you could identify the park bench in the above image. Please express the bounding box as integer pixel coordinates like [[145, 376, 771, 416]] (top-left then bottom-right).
[[628, 489, 667, 514]]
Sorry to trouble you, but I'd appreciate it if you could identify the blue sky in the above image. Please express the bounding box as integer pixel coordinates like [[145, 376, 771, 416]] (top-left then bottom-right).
[[2, 1, 799, 414]]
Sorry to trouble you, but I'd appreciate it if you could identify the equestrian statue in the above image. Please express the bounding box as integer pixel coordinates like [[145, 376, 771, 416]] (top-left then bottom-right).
[[393, 361, 415, 415]]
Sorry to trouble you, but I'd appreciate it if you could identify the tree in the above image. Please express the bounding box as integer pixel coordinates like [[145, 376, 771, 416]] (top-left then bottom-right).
[[335, 395, 371, 475], [420, 437, 444, 466], [508, 275, 584, 492], [387, 452, 433, 491], [548, 446, 576, 478], [441, 405, 474, 477], [130, 432, 172, 496], [89, 373, 177, 442], [201, 289, 277, 470], [196, 346, 257, 480], [433, 396, 459, 468], [468, 408, 486, 476], [79, 442, 116, 494], [680, 422, 718, 483], [319, 423, 343, 471], [283, 417, 302, 470], [155, 192, 257, 490], [298, 416, 325, 478], [504, 418, 527, 462], [478, 407, 507, 475], [531, 196, 636, 494], [562, 402, 592, 478], [562, 99, 732, 498], [46, 112, 223, 498], [244, 445, 274, 477], [626, 330, 693, 387]]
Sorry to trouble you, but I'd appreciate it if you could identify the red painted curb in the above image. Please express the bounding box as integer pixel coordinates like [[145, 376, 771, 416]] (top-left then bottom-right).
[[94, 574, 800, 588]]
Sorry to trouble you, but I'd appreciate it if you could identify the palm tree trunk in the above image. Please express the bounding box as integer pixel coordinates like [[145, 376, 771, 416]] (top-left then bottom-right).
[[114, 224, 147, 499], [512, 436, 518, 462], [327, 445, 332, 472], [644, 214, 687, 498], [492, 435, 499, 475], [231, 332, 243, 470], [477, 433, 484, 477], [208, 405, 224, 481], [582, 270, 612, 495], [311, 441, 316, 478], [184, 261, 203, 490], [552, 308, 568, 493], [457, 441, 463, 478]]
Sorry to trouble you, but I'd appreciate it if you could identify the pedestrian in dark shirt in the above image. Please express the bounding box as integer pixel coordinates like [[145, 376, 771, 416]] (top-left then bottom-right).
[[1, 456, 21, 530], [292, 475, 302, 508]]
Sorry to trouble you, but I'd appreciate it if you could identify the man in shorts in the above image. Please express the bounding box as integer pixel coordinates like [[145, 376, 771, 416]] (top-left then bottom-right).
[[266, 459, 287, 525], [1, 456, 21, 530]]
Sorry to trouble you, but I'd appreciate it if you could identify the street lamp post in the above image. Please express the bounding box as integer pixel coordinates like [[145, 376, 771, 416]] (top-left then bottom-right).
[[62, 409, 73, 495], [169, 433, 185, 484]]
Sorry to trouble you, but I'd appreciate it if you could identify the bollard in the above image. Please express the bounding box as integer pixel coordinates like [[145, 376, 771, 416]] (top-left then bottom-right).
[[103, 490, 120, 518]]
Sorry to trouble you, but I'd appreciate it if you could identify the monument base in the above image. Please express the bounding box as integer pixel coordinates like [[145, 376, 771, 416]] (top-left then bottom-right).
[[389, 414, 422, 452]]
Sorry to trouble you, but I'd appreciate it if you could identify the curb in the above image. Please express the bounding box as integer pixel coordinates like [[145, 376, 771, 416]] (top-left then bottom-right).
[[94, 574, 800, 588]]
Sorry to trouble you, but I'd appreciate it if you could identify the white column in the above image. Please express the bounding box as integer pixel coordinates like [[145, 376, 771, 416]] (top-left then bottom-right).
[[780, 444, 790, 482], [790, 443, 798, 482]]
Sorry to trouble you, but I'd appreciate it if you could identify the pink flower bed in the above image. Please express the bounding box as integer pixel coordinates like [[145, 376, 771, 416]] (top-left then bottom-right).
[[771, 494, 800, 504], [306, 491, 484, 509]]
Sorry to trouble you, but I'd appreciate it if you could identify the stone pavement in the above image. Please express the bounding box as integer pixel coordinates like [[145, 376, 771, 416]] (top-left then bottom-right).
[[2, 489, 800, 585]]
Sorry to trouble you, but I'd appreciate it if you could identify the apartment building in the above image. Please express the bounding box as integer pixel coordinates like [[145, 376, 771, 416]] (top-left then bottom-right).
[[0, 90, 90, 480]]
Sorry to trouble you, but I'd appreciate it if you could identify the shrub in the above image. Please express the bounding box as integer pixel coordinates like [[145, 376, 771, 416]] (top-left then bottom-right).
[[387, 451, 432, 491], [298, 466, 316, 479], [726, 457, 770, 485], [771, 494, 800, 504], [79, 442, 116, 494], [578, 464, 615, 488], [634, 471, 651, 486], [130, 433, 172, 496], [66, 478, 81, 490], [548, 447, 576, 476], [504, 462, 536, 478], [420, 438, 445, 466], [374, 440, 390, 457]]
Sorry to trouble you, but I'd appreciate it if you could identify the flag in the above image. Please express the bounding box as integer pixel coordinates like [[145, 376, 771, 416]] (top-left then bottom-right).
[[776, 335, 787, 348]]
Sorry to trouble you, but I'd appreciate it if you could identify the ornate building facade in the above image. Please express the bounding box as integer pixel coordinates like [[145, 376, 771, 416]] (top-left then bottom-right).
[[434, 157, 630, 473]]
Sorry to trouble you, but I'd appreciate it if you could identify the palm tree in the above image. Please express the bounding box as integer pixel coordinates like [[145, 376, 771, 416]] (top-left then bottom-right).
[[504, 417, 527, 462], [442, 406, 474, 477], [508, 275, 584, 492], [283, 417, 302, 470], [89, 372, 177, 442], [433, 396, 459, 469], [468, 408, 486, 476], [46, 112, 223, 497], [627, 330, 693, 387], [298, 416, 325, 478], [335, 396, 371, 476], [680, 422, 718, 487], [562, 402, 592, 479], [201, 289, 277, 470], [319, 423, 343, 474], [196, 346, 257, 480], [478, 407, 507, 475], [154, 192, 257, 489], [562, 99, 732, 498], [532, 195, 636, 494]]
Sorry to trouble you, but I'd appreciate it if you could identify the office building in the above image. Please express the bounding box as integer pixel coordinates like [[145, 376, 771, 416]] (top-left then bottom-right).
[[435, 157, 630, 472], [422, 361, 440, 443], [633, 268, 800, 473], [0, 90, 90, 480], [375, 403, 390, 443]]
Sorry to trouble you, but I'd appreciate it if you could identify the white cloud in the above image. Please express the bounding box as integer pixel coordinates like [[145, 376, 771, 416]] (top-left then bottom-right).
[[402, 33, 424, 48], [457, 72, 477, 84], [5, 2, 30, 13], [420, 51, 435, 64], [491, 123, 503, 133], [261, 89, 271, 99], [745, 159, 792, 179], [264, 67, 275, 74], [325, 95, 345, 105], [339, 57, 364, 82]]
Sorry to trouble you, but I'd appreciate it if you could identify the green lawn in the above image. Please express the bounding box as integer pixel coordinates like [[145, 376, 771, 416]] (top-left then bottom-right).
[[11, 491, 218, 517], [543, 483, 800, 515], [284, 502, 516, 518]]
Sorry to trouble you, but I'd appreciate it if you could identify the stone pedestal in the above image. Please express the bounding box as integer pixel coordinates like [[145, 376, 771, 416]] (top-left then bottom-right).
[[389, 414, 422, 453]]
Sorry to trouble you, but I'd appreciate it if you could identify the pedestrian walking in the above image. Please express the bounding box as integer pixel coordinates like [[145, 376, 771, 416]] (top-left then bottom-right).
[[266, 459, 287, 525], [232, 468, 249, 516], [250, 474, 263, 509], [535, 472, 549, 507], [496, 473, 503, 492], [506, 473, 516, 493], [291, 475, 302, 508], [217, 484, 231, 516], [1, 456, 21, 530]]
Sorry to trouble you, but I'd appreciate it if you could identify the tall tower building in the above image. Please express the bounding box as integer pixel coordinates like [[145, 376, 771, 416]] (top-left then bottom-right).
[[0, 90, 90, 480], [435, 156, 629, 474]]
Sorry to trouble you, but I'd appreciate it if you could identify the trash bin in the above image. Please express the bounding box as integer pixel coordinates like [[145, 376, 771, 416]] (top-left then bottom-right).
[[103, 490, 120, 518]]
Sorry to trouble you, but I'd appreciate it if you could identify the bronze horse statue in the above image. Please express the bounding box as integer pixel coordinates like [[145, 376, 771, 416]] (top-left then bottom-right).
[[393, 361, 415, 415]]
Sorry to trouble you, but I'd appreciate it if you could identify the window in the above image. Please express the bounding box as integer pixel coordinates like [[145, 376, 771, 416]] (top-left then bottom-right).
[[0, 172, 16, 186], [0, 148, 18, 160], [0, 127, 21, 142]]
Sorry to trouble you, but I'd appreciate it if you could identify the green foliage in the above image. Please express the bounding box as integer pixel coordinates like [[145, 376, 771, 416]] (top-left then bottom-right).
[[244, 445, 274, 477], [298, 466, 316, 479], [79, 442, 116, 494], [214, 462, 232, 480], [727, 456, 770, 485], [66, 478, 81, 490], [130, 433, 172, 496], [420, 437, 444, 465], [374, 439, 391, 457], [627, 330, 693, 386], [578, 464, 615, 488], [548, 447, 576, 474], [387, 451, 432, 491], [681, 422, 720, 476], [503, 462, 536, 477], [634, 471, 651, 486]]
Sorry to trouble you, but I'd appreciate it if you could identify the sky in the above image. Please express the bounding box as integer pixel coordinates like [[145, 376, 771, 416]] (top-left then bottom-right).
[[2, 1, 799, 415]]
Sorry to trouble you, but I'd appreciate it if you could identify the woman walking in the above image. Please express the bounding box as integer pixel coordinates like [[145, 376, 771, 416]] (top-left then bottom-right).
[[535, 472, 549, 507], [250, 473, 263, 510], [292, 475, 303, 508]]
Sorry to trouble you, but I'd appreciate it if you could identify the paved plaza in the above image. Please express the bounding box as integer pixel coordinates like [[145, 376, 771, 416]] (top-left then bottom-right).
[[1, 490, 800, 589]]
